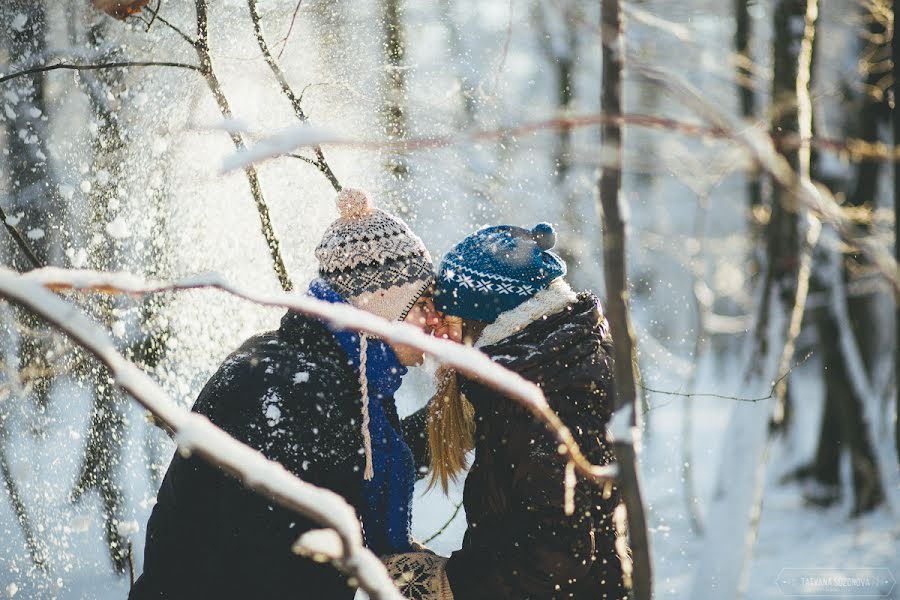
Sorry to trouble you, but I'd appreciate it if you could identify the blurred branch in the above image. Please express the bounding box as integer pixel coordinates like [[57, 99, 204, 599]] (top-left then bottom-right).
[[0, 446, 48, 570], [0, 60, 204, 84], [239, 107, 900, 164], [632, 65, 900, 297], [247, 0, 341, 192]]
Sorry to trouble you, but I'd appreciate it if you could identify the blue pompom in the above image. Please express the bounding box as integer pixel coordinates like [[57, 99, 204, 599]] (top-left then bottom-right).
[[531, 222, 556, 250]]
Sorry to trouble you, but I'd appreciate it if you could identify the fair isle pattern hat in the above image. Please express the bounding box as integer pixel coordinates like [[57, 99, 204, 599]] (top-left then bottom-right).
[[435, 223, 566, 323], [315, 188, 435, 322]]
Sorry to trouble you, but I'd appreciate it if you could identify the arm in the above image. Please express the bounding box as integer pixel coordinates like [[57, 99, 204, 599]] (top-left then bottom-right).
[[196, 346, 364, 597]]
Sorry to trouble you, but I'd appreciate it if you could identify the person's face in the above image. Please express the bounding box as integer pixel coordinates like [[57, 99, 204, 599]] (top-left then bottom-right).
[[392, 295, 441, 366]]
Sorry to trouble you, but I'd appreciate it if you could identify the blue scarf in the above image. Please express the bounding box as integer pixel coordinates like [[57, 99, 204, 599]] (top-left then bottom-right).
[[307, 279, 415, 555]]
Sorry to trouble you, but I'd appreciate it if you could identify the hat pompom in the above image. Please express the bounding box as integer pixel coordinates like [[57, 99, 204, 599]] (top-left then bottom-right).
[[531, 222, 556, 250], [336, 188, 372, 220]]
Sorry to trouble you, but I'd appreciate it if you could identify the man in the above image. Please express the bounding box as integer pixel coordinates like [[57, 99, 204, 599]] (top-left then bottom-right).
[[131, 188, 438, 599]]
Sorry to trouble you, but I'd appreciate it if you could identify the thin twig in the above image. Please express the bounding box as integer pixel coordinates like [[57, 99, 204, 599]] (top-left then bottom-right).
[[275, 0, 304, 59], [246, 0, 341, 191], [143, 1, 161, 31], [194, 0, 293, 291], [139, 7, 197, 46], [0, 205, 42, 270], [640, 352, 812, 403], [288, 153, 320, 167], [422, 501, 464, 544], [0, 60, 204, 85]]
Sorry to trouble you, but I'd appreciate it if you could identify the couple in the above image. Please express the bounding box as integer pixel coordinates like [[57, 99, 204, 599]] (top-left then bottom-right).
[[130, 188, 626, 600]]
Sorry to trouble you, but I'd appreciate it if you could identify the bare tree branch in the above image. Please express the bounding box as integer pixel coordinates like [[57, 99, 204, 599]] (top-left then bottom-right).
[[139, 6, 197, 46], [247, 0, 341, 191], [0, 60, 204, 85], [193, 0, 294, 291], [640, 351, 812, 403]]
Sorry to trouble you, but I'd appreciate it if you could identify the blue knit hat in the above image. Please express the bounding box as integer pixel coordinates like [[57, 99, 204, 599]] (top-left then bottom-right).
[[435, 223, 566, 323]]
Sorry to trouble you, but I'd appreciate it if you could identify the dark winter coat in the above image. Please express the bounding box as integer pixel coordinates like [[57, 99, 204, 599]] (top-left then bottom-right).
[[130, 310, 424, 600], [444, 292, 627, 600]]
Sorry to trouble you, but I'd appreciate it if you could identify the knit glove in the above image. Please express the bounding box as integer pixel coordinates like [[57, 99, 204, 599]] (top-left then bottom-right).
[[410, 540, 435, 554], [382, 551, 453, 600]]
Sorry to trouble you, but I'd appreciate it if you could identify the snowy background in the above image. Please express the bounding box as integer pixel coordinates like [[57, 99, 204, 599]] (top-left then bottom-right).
[[0, 0, 897, 598]]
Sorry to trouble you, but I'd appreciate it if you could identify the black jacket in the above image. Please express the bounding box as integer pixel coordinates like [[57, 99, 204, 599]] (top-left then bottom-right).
[[444, 293, 627, 600], [131, 311, 420, 600]]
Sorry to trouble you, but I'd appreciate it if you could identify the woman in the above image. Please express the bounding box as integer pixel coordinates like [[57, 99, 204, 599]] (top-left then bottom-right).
[[385, 223, 627, 600]]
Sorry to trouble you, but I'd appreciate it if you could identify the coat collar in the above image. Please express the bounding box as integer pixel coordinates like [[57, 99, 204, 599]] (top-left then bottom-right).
[[475, 278, 578, 349]]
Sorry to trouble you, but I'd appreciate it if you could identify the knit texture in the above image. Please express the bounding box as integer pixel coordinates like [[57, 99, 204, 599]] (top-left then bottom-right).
[[308, 279, 415, 555], [315, 188, 434, 323], [435, 223, 566, 323], [383, 552, 454, 600]]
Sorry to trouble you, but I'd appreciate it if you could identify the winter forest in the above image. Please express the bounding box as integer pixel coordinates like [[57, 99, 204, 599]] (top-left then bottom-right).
[[0, 0, 898, 598]]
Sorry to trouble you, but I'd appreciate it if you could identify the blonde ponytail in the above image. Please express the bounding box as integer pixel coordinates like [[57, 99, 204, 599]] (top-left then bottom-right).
[[427, 367, 475, 493]]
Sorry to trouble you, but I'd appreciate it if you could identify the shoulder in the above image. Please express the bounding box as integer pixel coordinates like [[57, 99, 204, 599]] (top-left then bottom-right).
[[192, 319, 360, 450]]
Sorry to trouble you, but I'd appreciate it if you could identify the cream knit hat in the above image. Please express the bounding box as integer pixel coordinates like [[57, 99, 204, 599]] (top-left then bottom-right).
[[315, 188, 434, 480], [315, 188, 434, 323]]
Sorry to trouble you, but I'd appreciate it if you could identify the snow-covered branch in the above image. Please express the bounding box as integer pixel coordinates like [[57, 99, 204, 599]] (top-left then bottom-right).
[[0, 269, 402, 600], [22, 267, 617, 486]]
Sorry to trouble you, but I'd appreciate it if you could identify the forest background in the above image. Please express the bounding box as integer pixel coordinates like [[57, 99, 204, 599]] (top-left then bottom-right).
[[0, 0, 897, 598]]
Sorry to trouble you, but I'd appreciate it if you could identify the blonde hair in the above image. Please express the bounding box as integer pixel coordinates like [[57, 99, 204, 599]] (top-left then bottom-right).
[[426, 319, 486, 492]]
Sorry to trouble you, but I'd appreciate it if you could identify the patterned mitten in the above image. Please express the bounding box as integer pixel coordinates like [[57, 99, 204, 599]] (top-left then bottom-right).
[[382, 552, 453, 600]]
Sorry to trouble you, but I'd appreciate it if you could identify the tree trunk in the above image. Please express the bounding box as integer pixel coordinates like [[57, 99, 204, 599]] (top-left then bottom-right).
[[891, 0, 900, 469], [691, 1, 819, 597], [0, 0, 63, 268], [597, 2, 653, 599], [67, 18, 131, 574], [804, 0, 891, 515], [381, 0, 410, 213], [0, 1, 58, 569], [734, 0, 762, 212]]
